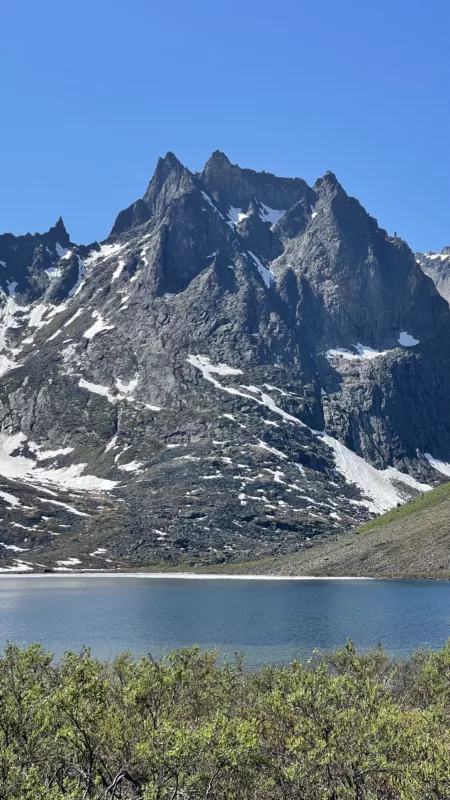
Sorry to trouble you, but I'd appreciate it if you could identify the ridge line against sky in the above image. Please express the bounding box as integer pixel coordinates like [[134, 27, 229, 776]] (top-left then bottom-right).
[[1, 0, 448, 252]]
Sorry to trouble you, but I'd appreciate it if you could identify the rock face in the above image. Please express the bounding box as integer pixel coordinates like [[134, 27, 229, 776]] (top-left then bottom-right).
[[416, 248, 450, 305], [0, 152, 449, 572]]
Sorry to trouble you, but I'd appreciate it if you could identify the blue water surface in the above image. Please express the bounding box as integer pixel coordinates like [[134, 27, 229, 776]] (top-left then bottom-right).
[[0, 576, 449, 667]]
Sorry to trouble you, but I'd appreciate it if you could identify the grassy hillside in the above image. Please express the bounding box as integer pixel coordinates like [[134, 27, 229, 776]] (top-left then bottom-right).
[[358, 480, 450, 533]]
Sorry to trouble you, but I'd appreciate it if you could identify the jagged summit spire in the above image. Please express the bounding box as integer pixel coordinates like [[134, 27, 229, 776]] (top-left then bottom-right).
[[143, 151, 194, 212], [322, 170, 340, 185], [314, 170, 342, 192], [47, 216, 70, 246], [156, 151, 184, 171], [51, 216, 67, 233], [110, 152, 194, 236], [203, 150, 232, 169]]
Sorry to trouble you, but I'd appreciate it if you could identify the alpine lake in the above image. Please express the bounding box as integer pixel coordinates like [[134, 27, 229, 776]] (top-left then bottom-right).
[[1, 574, 449, 667]]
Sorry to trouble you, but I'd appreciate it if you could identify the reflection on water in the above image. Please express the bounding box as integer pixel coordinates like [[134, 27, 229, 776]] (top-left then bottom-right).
[[0, 576, 449, 668]]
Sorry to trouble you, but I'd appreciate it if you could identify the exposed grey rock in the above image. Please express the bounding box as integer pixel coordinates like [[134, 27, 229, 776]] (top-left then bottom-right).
[[416, 248, 450, 305], [110, 199, 152, 237], [0, 153, 448, 573]]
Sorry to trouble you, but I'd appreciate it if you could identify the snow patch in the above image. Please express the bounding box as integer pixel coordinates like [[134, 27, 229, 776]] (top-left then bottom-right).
[[63, 309, 83, 328], [317, 432, 430, 514], [0, 490, 22, 507], [28, 442, 74, 461], [118, 460, 143, 473], [188, 360, 306, 427], [44, 266, 61, 280], [241, 385, 306, 426], [84, 311, 114, 340], [325, 344, 388, 361], [111, 260, 125, 282], [0, 542, 28, 552], [79, 379, 115, 403], [0, 288, 30, 363], [105, 435, 118, 453], [38, 498, 89, 517], [424, 252, 450, 261], [258, 389, 305, 426], [424, 453, 450, 477], [252, 440, 288, 460], [227, 206, 249, 226], [187, 354, 243, 379], [28, 304, 50, 329], [0, 355, 19, 377], [247, 251, 275, 288], [116, 375, 138, 395], [259, 202, 286, 225], [201, 192, 225, 219], [69, 256, 85, 297], [263, 384, 289, 396], [0, 560, 33, 573], [0, 431, 116, 493], [398, 331, 419, 347], [46, 329, 61, 342], [87, 242, 125, 263], [33, 464, 117, 492], [55, 243, 68, 258]]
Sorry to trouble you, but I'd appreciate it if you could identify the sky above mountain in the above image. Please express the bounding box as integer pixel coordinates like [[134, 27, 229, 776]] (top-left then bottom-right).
[[1, 0, 448, 252]]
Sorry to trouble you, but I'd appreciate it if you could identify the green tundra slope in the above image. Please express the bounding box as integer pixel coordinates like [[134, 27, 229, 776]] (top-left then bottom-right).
[[185, 481, 450, 579]]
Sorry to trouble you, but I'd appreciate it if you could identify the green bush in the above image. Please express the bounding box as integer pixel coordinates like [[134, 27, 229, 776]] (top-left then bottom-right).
[[1, 641, 450, 798]]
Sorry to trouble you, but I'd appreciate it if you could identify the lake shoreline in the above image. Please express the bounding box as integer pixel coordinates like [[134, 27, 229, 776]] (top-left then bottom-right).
[[0, 571, 377, 580]]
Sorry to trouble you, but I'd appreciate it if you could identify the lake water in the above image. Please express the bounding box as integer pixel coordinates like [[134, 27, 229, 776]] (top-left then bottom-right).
[[1, 575, 450, 668]]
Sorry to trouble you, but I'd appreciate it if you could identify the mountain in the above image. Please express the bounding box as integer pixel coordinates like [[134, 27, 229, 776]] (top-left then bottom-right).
[[416, 248, 450, 304], [0, 151, 449, 574]]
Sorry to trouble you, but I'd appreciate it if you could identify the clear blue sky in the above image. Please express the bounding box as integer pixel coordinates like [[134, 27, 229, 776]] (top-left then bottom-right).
[[1, 0, 448, 252]]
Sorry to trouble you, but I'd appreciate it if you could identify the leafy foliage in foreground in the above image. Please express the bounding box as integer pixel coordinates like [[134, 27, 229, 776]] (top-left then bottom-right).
[[2, 642, 450, 798]]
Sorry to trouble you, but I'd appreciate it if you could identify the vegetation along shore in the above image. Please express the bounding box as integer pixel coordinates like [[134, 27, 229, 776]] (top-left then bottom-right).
[[3, 641, 450, 798]]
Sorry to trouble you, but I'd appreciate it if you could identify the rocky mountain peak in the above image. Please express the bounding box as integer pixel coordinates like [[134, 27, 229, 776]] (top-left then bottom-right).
[[201, 152, 313, 213], [110, 152, 196, 237], [144, 151, 185, 198], [203, 150, 232, 169], [47, 216, 71, 247], [143, 152, 195, 213], [313, 171, 345, 199], [159, 150, 183, 169], [0, 153, 449, 574]]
